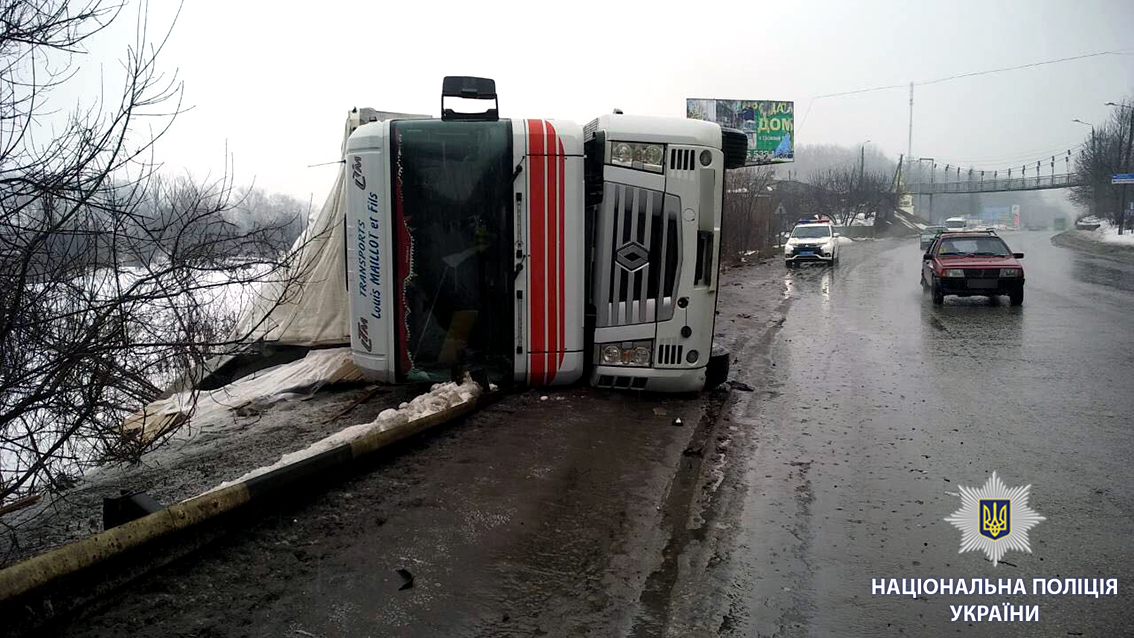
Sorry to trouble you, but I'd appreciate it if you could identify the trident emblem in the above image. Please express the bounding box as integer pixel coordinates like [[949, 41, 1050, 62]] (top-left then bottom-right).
[[980, 499, 1011, 540]]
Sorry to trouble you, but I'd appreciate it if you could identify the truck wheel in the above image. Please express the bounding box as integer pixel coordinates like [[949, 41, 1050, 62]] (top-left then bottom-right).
[[932, 279, 945, 306], [1009, 289, 1024, 306], [705, 348, 730, 390]]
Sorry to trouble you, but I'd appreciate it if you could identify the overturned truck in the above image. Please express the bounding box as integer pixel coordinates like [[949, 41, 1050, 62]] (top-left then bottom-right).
[[346, 77, 747, 392]]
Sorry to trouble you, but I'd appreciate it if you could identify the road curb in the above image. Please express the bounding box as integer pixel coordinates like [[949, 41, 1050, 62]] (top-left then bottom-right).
[[1051, 230, 1134, 263], [0, 394, 484, 630]]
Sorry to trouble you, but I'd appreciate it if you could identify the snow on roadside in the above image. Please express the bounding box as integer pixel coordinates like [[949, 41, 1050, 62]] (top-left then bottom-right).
[[837, 236, 854, 244], [1087, 221, 1134, 246], [196, 376, 481, 497]]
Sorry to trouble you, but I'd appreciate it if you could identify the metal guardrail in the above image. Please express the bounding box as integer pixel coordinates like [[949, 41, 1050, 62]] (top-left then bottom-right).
[[908, 173, 1083, 194]]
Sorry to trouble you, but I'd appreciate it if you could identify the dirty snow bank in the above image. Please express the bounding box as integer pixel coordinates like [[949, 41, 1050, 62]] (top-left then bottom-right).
[[198, 377, 481, 496], [1087, 221, 1134, 246]]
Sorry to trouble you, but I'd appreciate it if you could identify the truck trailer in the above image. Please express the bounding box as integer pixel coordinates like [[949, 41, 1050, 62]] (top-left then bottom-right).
[[345, 77, 747, 392]]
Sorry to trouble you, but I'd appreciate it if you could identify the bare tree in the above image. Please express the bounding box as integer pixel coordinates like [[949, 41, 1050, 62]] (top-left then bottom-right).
[[721, 167, 776, 263], [1071, 98, 1134, 232], [803, 167, 898, 227], [0, 2, 310, 510]]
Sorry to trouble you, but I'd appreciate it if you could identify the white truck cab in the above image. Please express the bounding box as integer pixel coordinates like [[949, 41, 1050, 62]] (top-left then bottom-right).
[[344, 77, 746, 392]]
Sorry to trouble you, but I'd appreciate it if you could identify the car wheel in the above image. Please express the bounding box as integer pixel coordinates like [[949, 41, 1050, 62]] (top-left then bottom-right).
[[785, 260, 793, 269], [1009, 289, 1024, 306], [931, 278, 945, 305]]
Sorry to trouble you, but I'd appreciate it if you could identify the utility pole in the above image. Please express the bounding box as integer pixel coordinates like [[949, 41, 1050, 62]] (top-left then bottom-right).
[[859, 143, 867, 189]]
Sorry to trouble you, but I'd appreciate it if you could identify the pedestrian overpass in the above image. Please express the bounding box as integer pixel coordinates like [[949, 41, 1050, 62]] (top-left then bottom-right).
[[907, 172, 1083, 195]]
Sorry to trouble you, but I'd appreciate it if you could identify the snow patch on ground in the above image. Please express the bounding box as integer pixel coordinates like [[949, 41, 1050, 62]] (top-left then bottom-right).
[[198, 377, 481, 496], [837, 236, 854, 244], [1087, 221, 1134, 245]]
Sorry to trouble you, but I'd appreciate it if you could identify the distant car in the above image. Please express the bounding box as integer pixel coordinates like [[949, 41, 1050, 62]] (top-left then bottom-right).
[[785, 217, 839, 267], [944, 217, 967, 231], [921, 231, 1025, 306], [919, 226, 946, 250], [1075, 217, 1102, 231]]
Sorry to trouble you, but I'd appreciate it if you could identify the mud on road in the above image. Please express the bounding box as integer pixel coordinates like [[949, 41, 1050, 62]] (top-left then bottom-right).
[[36, 258, 792, 638]]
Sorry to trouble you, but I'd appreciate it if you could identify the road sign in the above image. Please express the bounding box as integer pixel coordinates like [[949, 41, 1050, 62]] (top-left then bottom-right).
[[1112, 173, 1134, 184]]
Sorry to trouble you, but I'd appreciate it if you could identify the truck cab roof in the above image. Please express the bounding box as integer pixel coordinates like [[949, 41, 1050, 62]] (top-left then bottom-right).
[[592, 113, 722, 147]]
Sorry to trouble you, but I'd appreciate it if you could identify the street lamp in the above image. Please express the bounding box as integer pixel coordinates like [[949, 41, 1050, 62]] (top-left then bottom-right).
[[1072, 118, 1094, 129]]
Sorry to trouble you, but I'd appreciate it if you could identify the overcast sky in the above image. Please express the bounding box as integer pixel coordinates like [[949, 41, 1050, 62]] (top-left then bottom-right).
[[60, 0, 1134, 202]]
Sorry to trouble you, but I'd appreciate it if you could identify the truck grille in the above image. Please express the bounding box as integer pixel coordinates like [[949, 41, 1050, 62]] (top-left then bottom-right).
[[670, 148, 695, 171], [594, 184, 682, 327], [656, 341, 684, 366], [583, 118, 599, 141]]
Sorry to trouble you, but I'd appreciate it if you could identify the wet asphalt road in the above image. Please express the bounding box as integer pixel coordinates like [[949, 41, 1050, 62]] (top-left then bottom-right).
[[36, 233, 1134, 637], [698, 233, 1134, 637]]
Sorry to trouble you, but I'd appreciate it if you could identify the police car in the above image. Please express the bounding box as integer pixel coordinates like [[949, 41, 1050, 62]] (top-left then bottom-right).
[[784, 216, 840, 267]]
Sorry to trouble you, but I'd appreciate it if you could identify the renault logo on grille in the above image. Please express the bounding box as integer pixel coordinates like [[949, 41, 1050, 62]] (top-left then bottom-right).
[[615, 241, 649, 272]]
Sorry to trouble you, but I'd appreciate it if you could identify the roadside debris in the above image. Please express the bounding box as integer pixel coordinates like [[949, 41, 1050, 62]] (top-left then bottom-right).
[[727, 380, 755, 392], [200, 377, 481, 496], [672, 417, 683, 427], [396, 568, 414, 590]]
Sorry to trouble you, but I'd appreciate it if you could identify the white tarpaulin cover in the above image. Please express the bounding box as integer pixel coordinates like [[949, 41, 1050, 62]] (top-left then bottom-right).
[[232, 109, 430, 347], [123, 348, 366, 443]]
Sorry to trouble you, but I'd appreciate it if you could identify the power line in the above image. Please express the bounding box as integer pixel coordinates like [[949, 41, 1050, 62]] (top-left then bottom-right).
[[801, 49, 1131, 125], [918, 50, 1130, 87], [934, 142, 1085, 169], [811, 50, 1129, 101]]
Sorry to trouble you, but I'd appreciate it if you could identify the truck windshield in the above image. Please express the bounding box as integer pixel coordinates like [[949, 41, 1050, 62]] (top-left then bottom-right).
[[390, 119, 515, 384]]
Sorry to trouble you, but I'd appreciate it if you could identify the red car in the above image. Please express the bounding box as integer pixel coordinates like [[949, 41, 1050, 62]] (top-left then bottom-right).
[[920, 231, 1025, 306]]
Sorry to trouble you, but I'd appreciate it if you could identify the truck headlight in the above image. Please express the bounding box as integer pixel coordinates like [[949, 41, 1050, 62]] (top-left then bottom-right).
[[999, 268, 1021, 277], [612, 143, 633, 166], [631, 346, 651, 366], [610, 142, 665, 173], [596, 340, 653, 367], [600, 344, 622, 364], [944, 269, 965, 278]]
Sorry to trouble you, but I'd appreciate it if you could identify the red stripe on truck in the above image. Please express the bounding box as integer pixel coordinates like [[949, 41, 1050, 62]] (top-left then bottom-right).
[[527, 119, 545, 386]]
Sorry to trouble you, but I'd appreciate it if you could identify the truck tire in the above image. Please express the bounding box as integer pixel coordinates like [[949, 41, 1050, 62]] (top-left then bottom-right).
[[705, 348, 730, 390]]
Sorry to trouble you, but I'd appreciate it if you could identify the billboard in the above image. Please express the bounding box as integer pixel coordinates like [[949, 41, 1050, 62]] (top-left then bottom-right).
[[686, 99, 794, 165]]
